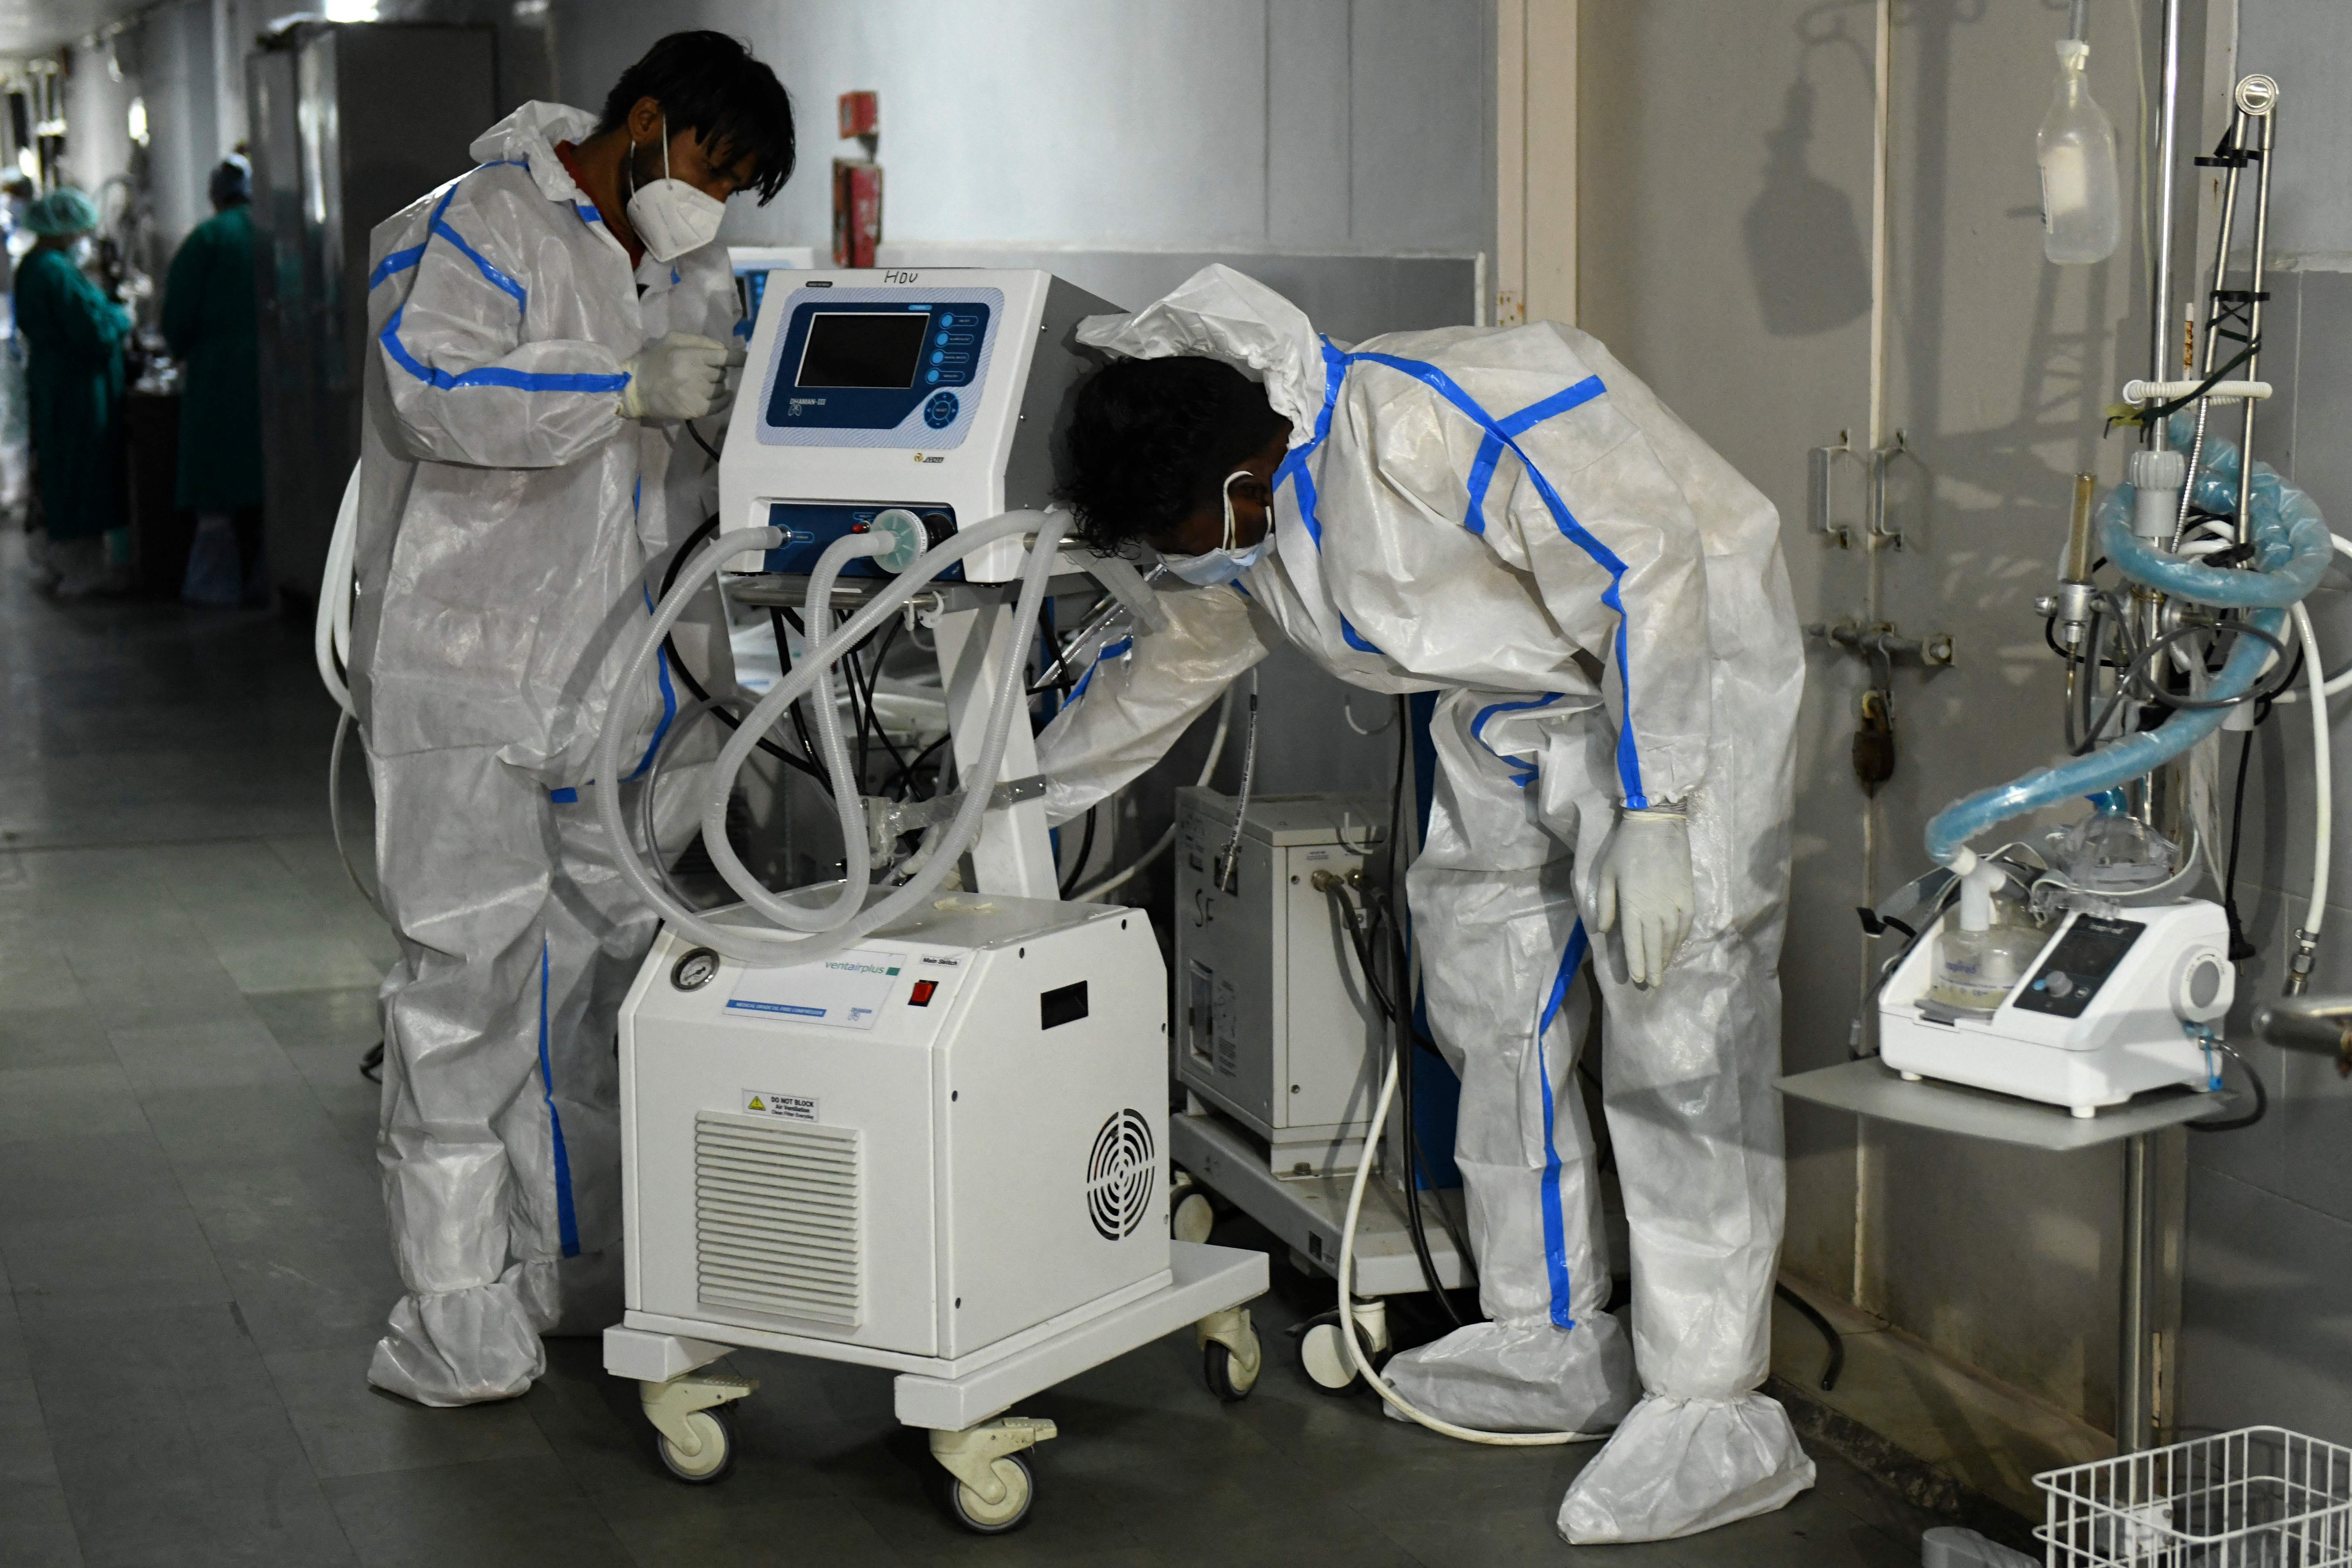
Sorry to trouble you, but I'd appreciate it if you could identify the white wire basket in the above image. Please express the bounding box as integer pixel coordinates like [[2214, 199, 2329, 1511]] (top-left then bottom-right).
[[2037, 1427, 2352, 1567]]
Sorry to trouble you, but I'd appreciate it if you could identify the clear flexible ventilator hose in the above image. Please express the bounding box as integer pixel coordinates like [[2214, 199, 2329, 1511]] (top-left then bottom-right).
[[595, 510, 1070, 966]]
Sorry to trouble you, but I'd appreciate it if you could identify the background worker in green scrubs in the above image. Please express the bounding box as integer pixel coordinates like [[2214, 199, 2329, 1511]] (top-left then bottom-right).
[[163, 156, 265, 606], [15, 186, 131, 599]]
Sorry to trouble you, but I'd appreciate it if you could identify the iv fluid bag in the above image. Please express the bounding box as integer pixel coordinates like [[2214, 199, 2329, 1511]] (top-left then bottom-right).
[[2039, 39, 2122, 265]]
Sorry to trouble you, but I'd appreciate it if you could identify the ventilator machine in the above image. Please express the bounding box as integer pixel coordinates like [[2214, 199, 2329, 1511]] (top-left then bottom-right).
[[593, 269, 1268, 1532]]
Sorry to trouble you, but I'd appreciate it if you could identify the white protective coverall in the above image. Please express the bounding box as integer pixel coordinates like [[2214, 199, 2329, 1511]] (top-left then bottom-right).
[[1035, 266, 1810, 1543], [350, 102, 738, 1406]]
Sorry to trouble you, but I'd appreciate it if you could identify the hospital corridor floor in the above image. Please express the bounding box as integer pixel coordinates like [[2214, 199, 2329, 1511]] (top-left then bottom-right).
[[0, 540, 1941, 1566]]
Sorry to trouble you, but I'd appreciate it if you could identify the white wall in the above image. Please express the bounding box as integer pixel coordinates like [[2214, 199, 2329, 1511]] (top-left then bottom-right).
[[2234, 0, 2352, 264], [550, 0, 1491, 256], [52, 0, 236, 268], [59, 34, 133, 213], [133, 0, 219, 259]]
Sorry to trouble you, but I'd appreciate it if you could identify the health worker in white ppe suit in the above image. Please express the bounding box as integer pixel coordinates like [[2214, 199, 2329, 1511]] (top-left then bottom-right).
[[1036, 266, 1810, 1544], [348, 32, 795, 1407]]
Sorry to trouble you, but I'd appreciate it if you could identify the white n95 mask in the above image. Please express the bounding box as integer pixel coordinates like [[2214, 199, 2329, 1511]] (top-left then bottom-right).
[[625, 115, 726, 263], [1160, 468, 1270, 587]]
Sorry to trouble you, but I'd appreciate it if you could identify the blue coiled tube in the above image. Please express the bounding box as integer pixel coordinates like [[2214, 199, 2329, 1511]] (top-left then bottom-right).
[[1923, 422, 2330, 867], [2098, 420, 2332, 608]]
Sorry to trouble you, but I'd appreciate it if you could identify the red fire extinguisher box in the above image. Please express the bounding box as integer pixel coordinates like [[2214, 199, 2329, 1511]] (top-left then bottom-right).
[[838, 90, 879, 139], [833, 159, 882, 268]]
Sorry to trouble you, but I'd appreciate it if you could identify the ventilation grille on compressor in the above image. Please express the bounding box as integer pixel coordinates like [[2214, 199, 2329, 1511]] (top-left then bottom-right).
[[1085, 1109, 1155, 1241], [694, 1112, 861, 1327]]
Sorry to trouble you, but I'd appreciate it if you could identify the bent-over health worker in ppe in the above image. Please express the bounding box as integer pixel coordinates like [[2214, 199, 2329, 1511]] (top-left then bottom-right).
[[349, 31, 795, 1407], [1035, 265, 1810, 1544]]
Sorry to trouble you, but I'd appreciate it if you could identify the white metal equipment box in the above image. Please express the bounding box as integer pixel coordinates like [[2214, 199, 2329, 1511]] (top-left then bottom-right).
[[1173, 789, 1387, 1173], [619, 895, 1171, 1368]]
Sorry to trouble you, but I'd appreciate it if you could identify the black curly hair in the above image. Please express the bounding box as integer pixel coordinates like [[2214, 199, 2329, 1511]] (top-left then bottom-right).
[[1060, 356, 1289, 555]]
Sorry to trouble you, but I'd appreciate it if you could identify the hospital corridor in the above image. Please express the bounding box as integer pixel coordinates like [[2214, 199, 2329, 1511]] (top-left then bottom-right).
[[6, 2, 2352, 1565], [0, 539, 1939, 1562]]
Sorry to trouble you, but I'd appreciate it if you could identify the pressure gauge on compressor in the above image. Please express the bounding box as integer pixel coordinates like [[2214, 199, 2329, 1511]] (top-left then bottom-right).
[[671, 947, 722, 992]]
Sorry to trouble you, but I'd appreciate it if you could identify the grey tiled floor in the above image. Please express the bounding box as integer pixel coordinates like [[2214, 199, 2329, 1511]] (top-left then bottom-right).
[[0, 536, 1942, 1565]]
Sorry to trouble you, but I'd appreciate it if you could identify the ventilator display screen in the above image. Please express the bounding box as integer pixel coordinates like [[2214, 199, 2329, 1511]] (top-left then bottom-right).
[[796, 311, 931, 388]]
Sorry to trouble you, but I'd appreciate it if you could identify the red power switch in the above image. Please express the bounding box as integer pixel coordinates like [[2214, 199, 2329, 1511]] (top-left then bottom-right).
[[909, 979, 938, 1007]]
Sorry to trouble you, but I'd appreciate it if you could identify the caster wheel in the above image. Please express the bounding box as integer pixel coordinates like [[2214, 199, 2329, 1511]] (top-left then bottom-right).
[[656, 1407, 736, 1483], [1203, 1333, 1260, 1401], [1172, 1191, 1215, 1244], [943, 1452, 1034, 1534], [1298, 1321, 1361, 1395]]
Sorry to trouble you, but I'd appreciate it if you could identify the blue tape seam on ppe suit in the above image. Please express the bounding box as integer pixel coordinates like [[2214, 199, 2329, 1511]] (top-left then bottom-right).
[[1278, 339, 1651, 807], [371, 164, 628, 396], [537, 942, 579, 1257], [1534, 921, 1590, 1328], [369, 161, 527, 293], [1471, 691, 1572, 788], [1054, 328, 1653, 1336], [1923, 423, 2329, 865], [1068, 635, 1133, 702], [1273, 343, 1608, 1327]]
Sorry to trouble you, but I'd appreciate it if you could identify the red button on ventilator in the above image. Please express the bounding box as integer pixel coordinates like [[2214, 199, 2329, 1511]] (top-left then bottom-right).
[[909, 980, 937, 1007]]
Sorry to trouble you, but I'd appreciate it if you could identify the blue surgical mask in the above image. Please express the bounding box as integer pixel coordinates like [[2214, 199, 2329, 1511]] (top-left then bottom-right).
[[1161, 468, 1270, 587]]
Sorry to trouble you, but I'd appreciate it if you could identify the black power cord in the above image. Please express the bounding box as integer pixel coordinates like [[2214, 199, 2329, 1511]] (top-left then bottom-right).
[[2222, 731, 2260, 962], [1057, 805, 1098, 899], [1774, 1282, 1845, 1392], [656, 513, 829, 785], [764, 606, 834, 789], [1379, 695, 1478, 1277], [2188, 1040, 2270, 1133], [1322, 877, 1462, 1328]]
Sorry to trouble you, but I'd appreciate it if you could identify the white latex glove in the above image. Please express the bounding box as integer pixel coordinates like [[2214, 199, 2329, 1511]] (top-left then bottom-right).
[[1588, 807, 1696, 989], [703, 344, 750, 419], [618, 332, 728, 421]]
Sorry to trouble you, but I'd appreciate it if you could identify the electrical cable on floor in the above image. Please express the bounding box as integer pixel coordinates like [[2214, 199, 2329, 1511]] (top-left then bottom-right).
[[1773, 1282, 1845, 1392]]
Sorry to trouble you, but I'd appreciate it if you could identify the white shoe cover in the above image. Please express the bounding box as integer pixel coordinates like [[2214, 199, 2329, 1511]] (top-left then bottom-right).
[[1556, 1392, 1816, 1544], [367, 1261, 555, 1407], [1381, 1314, 1638, 1435]]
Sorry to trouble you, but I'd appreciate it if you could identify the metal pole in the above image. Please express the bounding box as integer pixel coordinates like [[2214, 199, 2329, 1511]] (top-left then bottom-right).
[[2148, 0, 2184, 454], [2132, 0, 2187, 831], [2235, 87, 2277, 539], [2118, 1131, 2153, 1453], [2171, 105, 2246, 547]]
